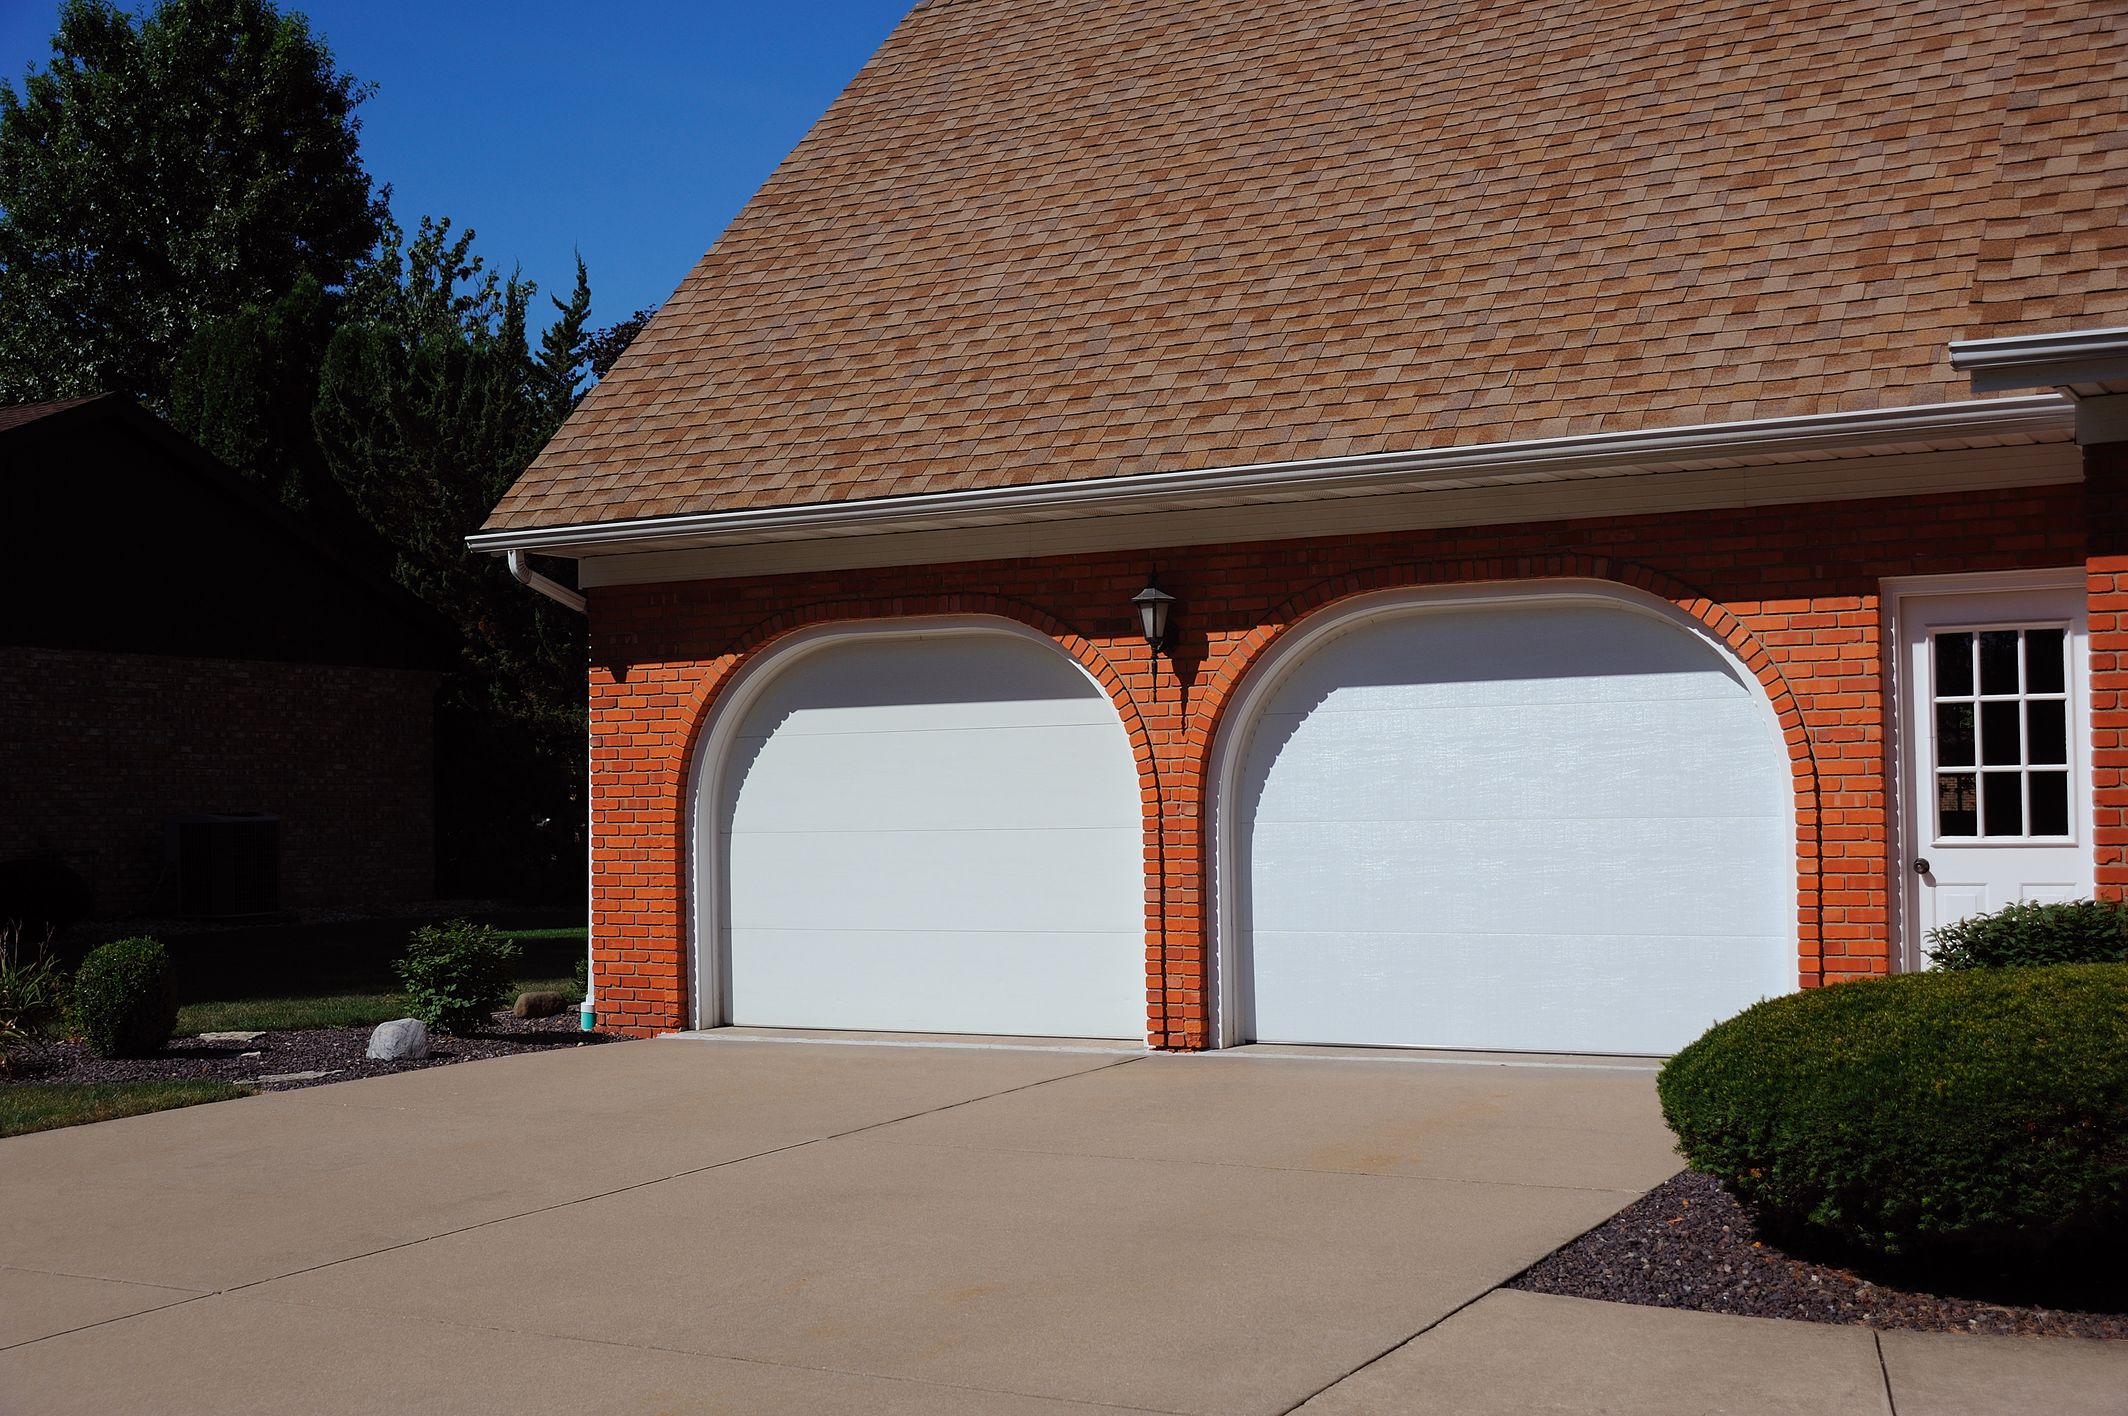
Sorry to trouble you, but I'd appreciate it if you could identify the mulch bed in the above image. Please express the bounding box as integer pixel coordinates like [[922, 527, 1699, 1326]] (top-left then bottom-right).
[[1509, 1168, 2128, 1340], [2, 1011, 622, 1093]]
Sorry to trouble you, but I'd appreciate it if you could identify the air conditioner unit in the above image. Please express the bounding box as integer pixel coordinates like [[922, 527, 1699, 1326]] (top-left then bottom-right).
[[169, 814, 279, 916]]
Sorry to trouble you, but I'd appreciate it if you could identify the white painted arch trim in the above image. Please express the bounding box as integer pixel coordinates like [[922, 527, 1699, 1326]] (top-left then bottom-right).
[[1204, 578, 1801, 1050], [683, 613, 1143, 1032]]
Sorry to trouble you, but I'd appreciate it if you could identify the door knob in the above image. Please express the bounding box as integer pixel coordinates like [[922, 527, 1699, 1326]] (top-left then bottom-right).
[[1913, 858, 1931, 876]]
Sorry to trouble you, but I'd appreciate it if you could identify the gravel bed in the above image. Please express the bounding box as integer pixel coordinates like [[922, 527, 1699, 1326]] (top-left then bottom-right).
[[1510, 1169, 2128, 1340], [3, 1011, 621, 1092]]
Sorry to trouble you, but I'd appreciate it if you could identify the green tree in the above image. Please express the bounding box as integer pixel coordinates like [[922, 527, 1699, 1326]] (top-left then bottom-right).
[[0, 0, 383, 405], [312, 215, 593, 894]]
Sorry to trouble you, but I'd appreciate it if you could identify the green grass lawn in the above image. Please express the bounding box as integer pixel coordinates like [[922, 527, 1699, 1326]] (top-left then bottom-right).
[[175, 974, 584, 1034], [1, 1081, 254, 1138]]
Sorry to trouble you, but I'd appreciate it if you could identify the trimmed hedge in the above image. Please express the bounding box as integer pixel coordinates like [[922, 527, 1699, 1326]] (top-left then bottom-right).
[[1658, 965, 2128, 1260], [394, 919, 519, 1034], [73, 936, 179, 1059], [1926, 898, 2128, 971]]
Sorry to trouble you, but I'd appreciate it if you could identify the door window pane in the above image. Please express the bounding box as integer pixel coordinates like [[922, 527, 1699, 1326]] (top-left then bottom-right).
[[1935, 632, 1973, 697], [2026, 628, 2066, 695], [1979, 700, 2021, 766], [2026, 700, 2067, 766], [1928, 623, 2072, 841], [1979, 631, 2020, 695], [1981, 772, 2023, 836], [2030, 772, 2070, 837], [1935, 703, 1975, 766]]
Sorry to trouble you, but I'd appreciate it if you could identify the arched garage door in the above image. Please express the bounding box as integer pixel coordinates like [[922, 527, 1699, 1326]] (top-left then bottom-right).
[[1232, 590, 1792, 1054], [707, 627, 1144, 1038]]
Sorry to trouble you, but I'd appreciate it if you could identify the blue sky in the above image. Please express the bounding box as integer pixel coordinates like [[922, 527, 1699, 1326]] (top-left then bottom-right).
[[0, 0, 915, 329]]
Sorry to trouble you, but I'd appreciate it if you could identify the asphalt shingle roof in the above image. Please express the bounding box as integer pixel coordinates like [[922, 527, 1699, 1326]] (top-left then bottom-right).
[[486, 0, 2128, 532]]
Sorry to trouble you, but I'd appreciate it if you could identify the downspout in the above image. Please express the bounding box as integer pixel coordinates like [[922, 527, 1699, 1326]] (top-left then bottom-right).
[[507, 548, 587, 613], [504, 549, 596, 1029]]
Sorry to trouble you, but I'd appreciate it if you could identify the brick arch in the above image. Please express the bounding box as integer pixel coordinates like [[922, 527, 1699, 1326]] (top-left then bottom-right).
[[670, 592, 1169, 1036], [1177, 554, 1825, 1041]]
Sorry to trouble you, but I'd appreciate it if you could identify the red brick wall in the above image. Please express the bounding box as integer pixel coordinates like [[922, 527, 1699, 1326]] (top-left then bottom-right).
[[0, 648, 439, 916], [585, 482, 2086, 1043], [2087, 442, 2128, 902]]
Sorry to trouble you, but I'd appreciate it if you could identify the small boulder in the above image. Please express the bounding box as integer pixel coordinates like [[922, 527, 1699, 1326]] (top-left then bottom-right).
[[513, 990, 566, 1019], [367, 1018, 430, 1060]]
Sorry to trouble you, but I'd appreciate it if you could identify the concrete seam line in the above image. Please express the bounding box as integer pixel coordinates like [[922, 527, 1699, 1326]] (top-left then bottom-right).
[[1190, 1051, 1663, 1073], [1272, 1285, 1502, 1415], [816, 1054, 1148, 1144], [1876, 1330, 1900, 1416], [216, 1057, 1148, 1299], [846, 1134, 1667, 1198], [0, 1291, 214, 1354], [658, 1031, 1149, 1057]]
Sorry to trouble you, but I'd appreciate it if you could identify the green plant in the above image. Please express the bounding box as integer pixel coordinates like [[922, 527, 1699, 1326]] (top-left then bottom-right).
[[1658, 965, 2128, 1261], [394, 919, 520, 1034], [72, 936, 179, 1059], [1926, 898, 2128, 971], [0, 923, 71, 1068]]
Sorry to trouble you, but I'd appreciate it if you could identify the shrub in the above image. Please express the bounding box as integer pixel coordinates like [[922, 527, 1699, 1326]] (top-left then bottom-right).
[[1926, 898, 2128, 971], [395, 919, 519, 1034], [1658, 965, 2128, 1262], [73, 937, 179, 1059]]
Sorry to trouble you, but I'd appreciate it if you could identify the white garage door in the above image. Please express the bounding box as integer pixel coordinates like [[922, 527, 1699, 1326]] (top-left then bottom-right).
[[716, 630, 1144, 1037], [1238, 595, 1791, 1054]]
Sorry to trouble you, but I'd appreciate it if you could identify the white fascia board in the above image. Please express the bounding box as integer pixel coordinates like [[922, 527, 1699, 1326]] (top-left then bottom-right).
[[1949, 328, 2128, 394], [468, 394, 2074, 560]]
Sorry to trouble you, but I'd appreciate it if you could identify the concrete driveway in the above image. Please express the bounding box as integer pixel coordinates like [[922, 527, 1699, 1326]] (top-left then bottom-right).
[[7, 1033, 2116, 1414]]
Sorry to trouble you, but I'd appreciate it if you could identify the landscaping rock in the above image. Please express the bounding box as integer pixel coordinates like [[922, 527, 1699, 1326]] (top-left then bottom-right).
[[255, 1069, 339, 1084], [197, 1031, 265, 1043], [366, 1018, 430, 1060], [513, 990, 565, 1019]]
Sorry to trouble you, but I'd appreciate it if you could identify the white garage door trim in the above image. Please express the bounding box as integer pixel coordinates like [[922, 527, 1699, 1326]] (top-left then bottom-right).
[[686, 615, 1145, 1034], [1207, 579, 1798, 1051]]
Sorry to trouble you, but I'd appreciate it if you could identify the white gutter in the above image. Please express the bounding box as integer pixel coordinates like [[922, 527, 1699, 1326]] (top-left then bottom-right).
[[1948, 328, 2128, 394], [506, 548, 587, 612], [466, 395, 2072, 557]]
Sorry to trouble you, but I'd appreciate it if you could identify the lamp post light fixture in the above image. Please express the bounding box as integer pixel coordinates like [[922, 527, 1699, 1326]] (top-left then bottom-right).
[[1133, 578, 1177, 654]]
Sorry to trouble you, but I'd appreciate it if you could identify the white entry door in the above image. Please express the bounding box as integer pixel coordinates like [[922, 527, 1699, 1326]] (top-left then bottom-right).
[[1895, 577, 2092, 966]]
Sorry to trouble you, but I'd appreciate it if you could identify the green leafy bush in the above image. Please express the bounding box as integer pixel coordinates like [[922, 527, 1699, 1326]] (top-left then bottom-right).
[[73, 936, 179, 1059], [1658, 965, 2128, 1261], [1926, 898, 2128, 970], [394, 919, 519, 1034]]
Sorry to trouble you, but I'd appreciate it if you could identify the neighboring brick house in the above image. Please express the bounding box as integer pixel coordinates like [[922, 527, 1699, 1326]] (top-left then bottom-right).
[[474, 0, 2128, 1051], [2, 394, 449, 918]]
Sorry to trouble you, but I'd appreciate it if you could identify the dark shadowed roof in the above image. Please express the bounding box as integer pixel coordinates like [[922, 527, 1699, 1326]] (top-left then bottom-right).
[[486, 0, 2128, 533]]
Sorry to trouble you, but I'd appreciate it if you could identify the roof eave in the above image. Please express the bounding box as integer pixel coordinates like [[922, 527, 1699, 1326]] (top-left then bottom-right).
[[1948, 327, 2128, 394], [468, 395, 2075, 560]]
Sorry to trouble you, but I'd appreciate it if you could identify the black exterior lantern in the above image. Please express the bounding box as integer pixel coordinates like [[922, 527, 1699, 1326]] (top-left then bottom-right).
[[1132, 579, 1177, 652]]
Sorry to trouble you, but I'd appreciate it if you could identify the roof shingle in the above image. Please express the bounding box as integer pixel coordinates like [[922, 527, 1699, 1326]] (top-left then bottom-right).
[[486, 0, 2128, 532]]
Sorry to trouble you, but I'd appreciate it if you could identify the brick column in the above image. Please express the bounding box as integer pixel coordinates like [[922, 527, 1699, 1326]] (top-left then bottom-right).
[[2087, 441, 2128, 901]]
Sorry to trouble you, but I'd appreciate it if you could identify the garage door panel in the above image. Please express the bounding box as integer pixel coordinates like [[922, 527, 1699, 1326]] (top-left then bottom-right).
[[1268, 607, 1743, 714], [1248, 816, 1789, 937], [742, 640, 1115, 735], [1246, 699, 1783, 824], [728, 722, 1139, 832], [1239, 598, 1792, 1054], [730, 928, 1145, 1037], [729, 825, 1143, 934], [1251, 929, 1792, 1053], [717, 630, 1143, 1039]]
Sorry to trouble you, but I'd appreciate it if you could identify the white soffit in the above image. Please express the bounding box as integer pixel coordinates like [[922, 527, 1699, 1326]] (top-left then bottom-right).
[[464, 395, 2078, 585]]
